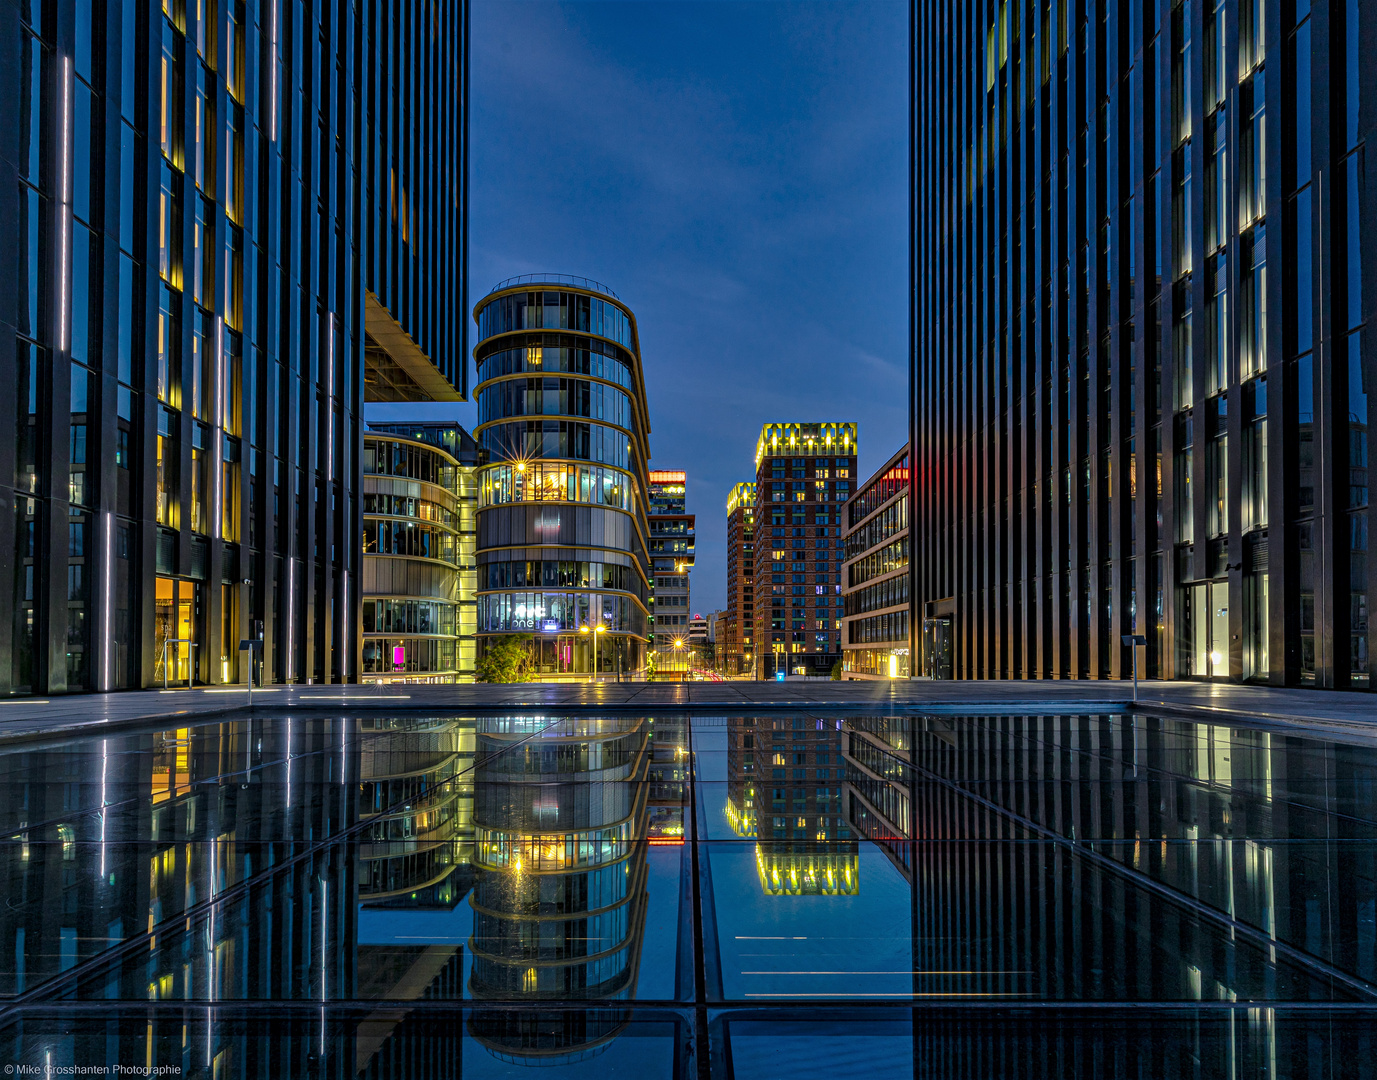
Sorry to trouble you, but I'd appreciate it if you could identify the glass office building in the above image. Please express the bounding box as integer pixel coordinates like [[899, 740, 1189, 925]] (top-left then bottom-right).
[[472, 276, 653, 678], [0, 0, 468, 694], [362, 423, 478, 683], [753, 423, 855, 678], [912, 0, 1372, 686], [841, 445, 911, 679]]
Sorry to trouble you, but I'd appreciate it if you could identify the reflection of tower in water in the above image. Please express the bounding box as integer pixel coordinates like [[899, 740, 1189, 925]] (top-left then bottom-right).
[[468, 716, 650, 1064], [355, 721, 473, 909], [356, 717, 475, 906], [728, 716, 859, 895]]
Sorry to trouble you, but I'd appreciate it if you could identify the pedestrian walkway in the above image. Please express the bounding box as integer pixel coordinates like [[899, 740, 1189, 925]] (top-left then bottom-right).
[[5, 677, 1377, 744]]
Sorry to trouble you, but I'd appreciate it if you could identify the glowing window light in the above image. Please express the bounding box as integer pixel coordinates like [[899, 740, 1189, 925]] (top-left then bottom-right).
[[269, 0, 279, 140], [103, 512, 114, 689], [58, 58, 73, 351], [212, 317, 224, 541]]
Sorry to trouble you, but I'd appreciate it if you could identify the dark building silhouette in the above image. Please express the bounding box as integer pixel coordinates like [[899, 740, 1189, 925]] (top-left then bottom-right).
[[0, 0, 469, 694], [842, 710, 1377, 1002], [912, 0, 1372, 687]]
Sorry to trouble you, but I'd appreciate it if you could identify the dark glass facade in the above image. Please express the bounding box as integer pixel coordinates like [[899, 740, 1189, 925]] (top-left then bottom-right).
[[912, 0, 1371, 686], [0, 0, 468, 694], [753, 422, 855, 678], [472, 279, 653, 678]]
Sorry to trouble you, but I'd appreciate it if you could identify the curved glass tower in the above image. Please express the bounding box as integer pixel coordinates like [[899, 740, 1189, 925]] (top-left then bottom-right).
[[472, 278, 653, 678]]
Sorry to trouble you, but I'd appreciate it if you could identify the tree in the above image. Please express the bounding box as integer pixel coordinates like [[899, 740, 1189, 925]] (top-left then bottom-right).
[[476, 634, 534, 683], [830, 659, 843, 681]]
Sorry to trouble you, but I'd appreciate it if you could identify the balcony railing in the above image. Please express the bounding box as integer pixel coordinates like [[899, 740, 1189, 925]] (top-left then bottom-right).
[[491, 273, 619, 299]]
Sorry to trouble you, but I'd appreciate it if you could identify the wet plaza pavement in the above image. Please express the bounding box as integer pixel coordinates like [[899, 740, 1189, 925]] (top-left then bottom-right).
[[0, 706, 1374, 1077]]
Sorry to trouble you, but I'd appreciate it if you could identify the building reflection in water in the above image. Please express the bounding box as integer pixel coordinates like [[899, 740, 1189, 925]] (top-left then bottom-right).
[[466, 715, 651, 1064], [357, 717, 475, 906], [841, 711, 1377, 1071], [0, 717, 485, 1077], [727, 716, 859, 896], [0, 719, 362, 1004], [647, 713, 688, 842], [0, 711, 1373, 1077]]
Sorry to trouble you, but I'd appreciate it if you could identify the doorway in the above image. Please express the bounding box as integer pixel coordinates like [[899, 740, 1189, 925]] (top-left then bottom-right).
[[923, 617, 952, 679], [1181, 580, 1230, 679], [154, 577, 199, 686]]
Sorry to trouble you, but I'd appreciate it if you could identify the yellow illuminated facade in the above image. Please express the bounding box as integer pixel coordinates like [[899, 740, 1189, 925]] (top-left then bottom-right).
[[754, 423, 856, 674], [725, 789, 758, 837], [841, 444, 912, 680], [727, 481, 756, 515], [755, 845, 859, 896], [755, 422, 857, 468]]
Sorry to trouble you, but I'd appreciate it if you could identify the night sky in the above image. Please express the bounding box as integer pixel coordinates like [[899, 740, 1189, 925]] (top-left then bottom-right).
[[366, 0, 909, 615]]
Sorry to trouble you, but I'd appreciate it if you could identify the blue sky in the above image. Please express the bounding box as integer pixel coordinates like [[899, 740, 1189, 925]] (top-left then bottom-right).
[[367, 0, 909, 613]]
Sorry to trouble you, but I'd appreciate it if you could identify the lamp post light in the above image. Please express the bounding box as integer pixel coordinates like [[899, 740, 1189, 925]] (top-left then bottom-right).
[[580, 623, 607, 681]]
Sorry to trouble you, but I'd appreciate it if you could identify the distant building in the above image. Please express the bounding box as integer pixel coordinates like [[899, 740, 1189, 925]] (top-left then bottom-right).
[[723, 483, 757, 675], [688, 613, 708, 645], [362, 423, 478, 683], [471, 278, 653, 679], [648, 470, 695, 678], [841, 445, 912, 679], [707, 608, 728, 667], [753, 423, 856, 678]]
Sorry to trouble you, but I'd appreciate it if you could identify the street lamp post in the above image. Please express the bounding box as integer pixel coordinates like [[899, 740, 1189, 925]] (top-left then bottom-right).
[[580, 623, 608, 682]]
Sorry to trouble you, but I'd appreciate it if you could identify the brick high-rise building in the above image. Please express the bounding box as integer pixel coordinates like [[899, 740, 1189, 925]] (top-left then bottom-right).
[[723, 482, 755, 676], [752, 423, 856, 678]]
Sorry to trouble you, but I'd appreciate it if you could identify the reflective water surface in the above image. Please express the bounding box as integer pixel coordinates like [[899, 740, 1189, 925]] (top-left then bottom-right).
[[0, 710, 1374, 1076]]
